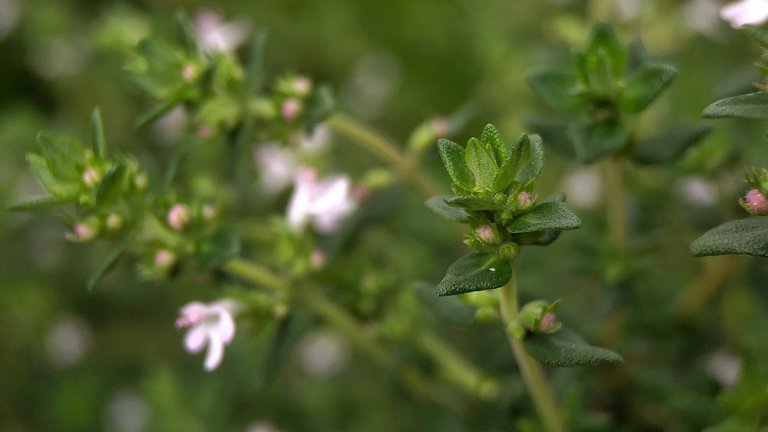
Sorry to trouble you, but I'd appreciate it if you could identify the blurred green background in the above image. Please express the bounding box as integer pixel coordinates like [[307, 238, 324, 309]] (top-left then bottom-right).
[[3, 0, 768, 431]]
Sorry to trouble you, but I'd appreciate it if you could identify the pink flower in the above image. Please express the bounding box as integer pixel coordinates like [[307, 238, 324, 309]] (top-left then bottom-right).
[[194, 10, 249, 54], [287, 168, 357, 234], [254, 144, 298, 195], [167, 204, 190, 231], [744, 188, 768, 215], [281, 98, 302, 121], [175, 300, 239, 371], [720, 0, 768, 28]]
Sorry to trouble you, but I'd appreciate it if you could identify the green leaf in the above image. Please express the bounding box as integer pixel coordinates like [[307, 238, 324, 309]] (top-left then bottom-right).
[[702, 92, 768, 119], [425, 195, 471, 222], [6, 195, 71, 211], [626, 39, 647, 72], [586, 23, 627, 79], [197, 230, 242, 270], [690, 218, 768, 258], [37, 131, 83, 180], [437, 139, 475, 190], [507, 201, 581, 234], [524, 329, 623, 367], [526, 69, 581, 110], [465, 137, 498, 189], [569, 120, 627, 164], [26, 153, 79, 199], [620, 63, 677, 114], [445, 195, 501, 211], [96, 163, 127, 206], [306, 85, 336, 126], [436, 253, 512, 296], [174, 11, 197, 54], [480, 124, 509, 164], [136, 99, 180, 127], [631, 123, 712, 165], [87, 239, 128, 291], [91, 108, 107, 160], [513, 134, 545, 187]]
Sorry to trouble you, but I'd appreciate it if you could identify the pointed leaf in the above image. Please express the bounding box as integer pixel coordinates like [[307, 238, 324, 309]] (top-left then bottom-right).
[[586, 23, 627, 79], [37, 131, 82, 180], [96, 163, 127, 206], [437, 253, 512, 296], [631, 123, 712, 165], [514, 134, 545, 187], [136, 99, 180, 127], [524, 329, 623, 367], [445, 195, 501, 211], [507, 201, 581, 234], [690, 217, 768, 258], [626, 39, 647, 72], [569, 120, 627, 164], [620, 63, 677, 114], [425, 195, 470, 223], [480, 124, 509, 164], [437, 139, 475, 190], [465, 137, 498, 189], [6, 195, 71, 211], [91, 108, 107, 160], [26, 154, 80, 199], [702, 92, 768, 119], [526, 69, 581, 110], [87, 238, 128, 291]]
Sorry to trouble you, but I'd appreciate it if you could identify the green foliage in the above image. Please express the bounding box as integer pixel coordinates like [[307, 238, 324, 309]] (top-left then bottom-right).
[[702, 92, 768, 119], [690, 218, 768, 258], [436, 252, 512, 296], [524, 330, 623, 367]]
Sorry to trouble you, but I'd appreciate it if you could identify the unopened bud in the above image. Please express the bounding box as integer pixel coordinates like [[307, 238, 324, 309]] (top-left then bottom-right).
[[202, 204, 217, 220], [82, 167, 101, 188], [281, 98, 302, 121], [292, 76, 312, 96], [517, 191, 533, 210], [134, 173, 148, 190], [153, 249, 176, 270], [167, 204, 191, 231], [498, 242, 519, 260], [743, 189, 768, 215], [310, 249, 327, 270], [69, 223, 97, 242], [106, 213, 123, 231], [517, 299, 562, 334], [182, 63, 199, 82], [431, 117, 450, 137], [475, 225, 497, 244]]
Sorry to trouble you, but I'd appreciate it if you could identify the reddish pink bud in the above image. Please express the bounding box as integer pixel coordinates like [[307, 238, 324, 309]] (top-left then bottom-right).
[[167, 204, 191, 231], [538, 313, 557, 332], [517, 192, 532, 209], [293, 76, 312, 95], [475, 225, 496, 244], [745, 189, 768, 215], [281, 98, 302, 121], [154, 249, 176, 270]]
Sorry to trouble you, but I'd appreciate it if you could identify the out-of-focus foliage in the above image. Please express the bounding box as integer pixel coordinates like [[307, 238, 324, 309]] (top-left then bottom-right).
[[4, 1, 768, 431]]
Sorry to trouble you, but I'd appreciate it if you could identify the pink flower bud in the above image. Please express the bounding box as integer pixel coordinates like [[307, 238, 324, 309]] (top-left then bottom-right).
[[281, 98, 302, 121], [293, 76, 312, 96], [475, 225, 496, 244], [745, 189, 768, 215], [517, 191, 532, 209], [106, 214, 122, 231], [310, 250, 327, 270], [167, 204, 191, 231], [82, 167, 101, 188], [431, 117, 450, 137], [71, 223, 96, 242], [154, 249, 176, 270], [182, 63, 198, 82], [538, 312, 557, 332]]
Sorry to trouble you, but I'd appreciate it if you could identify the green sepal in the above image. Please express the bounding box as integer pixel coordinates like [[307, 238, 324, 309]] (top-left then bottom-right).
[[702, 92, 768, 119], [506, 201, 581, 234], [197, 230, 242, 270], [480, 124, 509, 164], [524, 329, 623, 367], [425, 195, 471, 223], [87, 238, 128, 291], [630, 123, 711, 165], [569, 120, 627, 164], [526, 69, 581, 110], [445, 195, 501, 211], [91, 108, 107, 160], [620, 63, 677, 114], [586, 23, 627, 80], [465, 137, 498, 189], [436, 252, 512, 296], [690, 217, 768, 258], [437, 139, 475, 190], [95, 162, 127, 206], [6, 195, 72, 211]]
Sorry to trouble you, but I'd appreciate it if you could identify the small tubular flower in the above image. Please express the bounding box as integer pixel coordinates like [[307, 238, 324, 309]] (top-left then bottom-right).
[[286, 167, 357, 234], [720, 0, 768, 28], [175, 300, 239, 371]]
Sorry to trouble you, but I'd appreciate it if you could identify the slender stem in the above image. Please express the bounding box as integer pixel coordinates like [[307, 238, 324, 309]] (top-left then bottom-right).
[[673, 255, 745, 320], [499, 267, 566, 432], [415, 330, 499, 401], [603, 155, 627, 256], [327, 114, 440, 198], [222, 258, 474, 409]]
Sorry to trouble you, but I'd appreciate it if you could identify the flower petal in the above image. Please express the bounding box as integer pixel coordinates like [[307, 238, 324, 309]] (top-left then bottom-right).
[[184, 325, 208, 353], [203, 331, 225, 371]]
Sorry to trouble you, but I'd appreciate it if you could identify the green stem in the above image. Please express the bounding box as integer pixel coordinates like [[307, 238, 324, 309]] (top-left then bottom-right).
[[222, 258, 475, 409], [327, 114, 440, 198], [603, 155, 627, 256], [673, 255, 745, 321], [499, 266, 566, 432]]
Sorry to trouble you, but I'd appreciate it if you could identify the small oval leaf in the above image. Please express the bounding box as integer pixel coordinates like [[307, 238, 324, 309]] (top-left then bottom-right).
[[507, 201, 581, 234], [690, 217, 768, 258], [437, 139, 475, 190], [620, 63, 677, 114], [524, 329, 623, 367], [702, 92, 768, 119], [425, 195, 471, 222], [436, 253, 512, 296]]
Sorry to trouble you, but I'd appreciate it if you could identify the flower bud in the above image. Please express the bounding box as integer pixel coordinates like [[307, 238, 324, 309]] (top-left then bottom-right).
[[517, 299, 562, 334], [106, 213, 123, 231], [475, 224, 498, 244], [498, 242, 519, 260], [82, 167, 101, 188], [742, 189, 768, 215], [68, 223, 97, 242], [310, 249, 327, 270], [281, 98, 302, 121], [167, 204, 191, 231], [182, 63, 199, 82], [517, 191, 533, 210], [292, 76, 312, 96], [153, 249, 176, 270], [134, 173, 148, 190]]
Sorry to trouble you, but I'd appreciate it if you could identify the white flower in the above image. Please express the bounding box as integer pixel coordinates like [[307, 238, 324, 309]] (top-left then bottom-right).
[[287, 168, 357, 234], [255, 143, 298, 195], [175, 300, 239, 371], [720, 0, 768, 28], [194, 9, 249, 54]]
